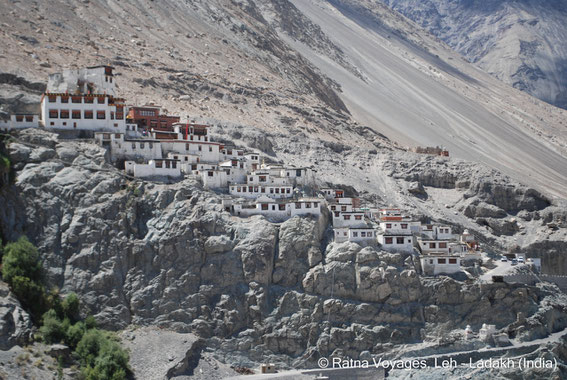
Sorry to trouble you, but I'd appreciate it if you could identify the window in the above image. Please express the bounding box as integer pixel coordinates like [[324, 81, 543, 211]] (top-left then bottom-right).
[[331, 206, 336, 211], [172, 162, 177, 169], [396, 237, 404, 244], [279, 204, 286, 211], [60, 110, 69, 119], [270, 188, 274, 194], [368, 231, 373, 237], [97, 111, 106, 119], [186, 143, 189, 151], [429, 259, 434, 264], [259, 176, 266, 182], [261, 188, 265, 193], [275, 188, 280, 194], [140, 143, 145, 149], [344, 215, 351, 220], [111, 112, 115, 120], [131, 143, 136, 149], [361, 232, 366, 237], [49, 109, 58, 118], [341, 206, 347, 212], [25, 115, 34, 122], [353, 232, 358, 237], [192, 164, 197, 171], [439, 242, 447, 249], [72, 110, 81, 119], [15, 115, 24, 122], [355, 215, 362, 220], [280, 188, 285, 194], [429, 243, 436, 249], [149, 143, 153, 149], [209, 146, 212, 152], [334, 211, 340, 217], [198, 145, 202, 151], [227, 149, 232, 155], [306, 203, 311, 208], [385, 237, 393, 244], [84, 97, 94, 104], [155, 161, 163, 168], [296, 169, 302, 177], [449, 258, 457, 264], [438, 258, 446, 264], [242, 187, 246, 192], [314, 202, 319, 207], [72, 96, 82, 104], [97, 97, 105, 104], [261, 204, 268, 210], [61, 96, 69, 103], [48, 95, 57, 103], [295, 202, 302, 209], [114, 133, 120, 138], [248, 186, 253, 192], [401, 224, 408, 229], [165, 161, 171, 169]]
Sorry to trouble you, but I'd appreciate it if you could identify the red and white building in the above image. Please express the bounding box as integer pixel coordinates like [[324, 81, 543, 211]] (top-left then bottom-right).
[[127, 105, 180, 131], [125, 158, 181, 179], [420, 254, 461, 276], [231, 196, 323, 220], [41, 66, 130, 132], [0, 114, 39, 131]]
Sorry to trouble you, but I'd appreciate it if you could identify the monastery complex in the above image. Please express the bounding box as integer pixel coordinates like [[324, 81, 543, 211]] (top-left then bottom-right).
[[0, 66, 484, 277]]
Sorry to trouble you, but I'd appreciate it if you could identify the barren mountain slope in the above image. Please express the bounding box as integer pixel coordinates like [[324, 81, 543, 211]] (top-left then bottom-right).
[[281, 0, 567, 197], [382, 0, 567, 110], [1, 0, 567, 197]]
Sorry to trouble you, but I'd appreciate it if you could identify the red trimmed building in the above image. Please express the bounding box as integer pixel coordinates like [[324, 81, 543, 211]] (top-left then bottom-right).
[[127, 105, 180, 131]]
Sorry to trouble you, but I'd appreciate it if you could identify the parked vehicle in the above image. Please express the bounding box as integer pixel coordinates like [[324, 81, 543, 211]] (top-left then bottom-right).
[[511, 259, 518, 266], [501, 256, 508, 262], [518, 256, 525, 263]]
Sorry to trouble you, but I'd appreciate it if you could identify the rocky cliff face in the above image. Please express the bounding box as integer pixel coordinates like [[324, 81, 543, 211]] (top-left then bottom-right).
[[1, 129, 567, 374], [382, 0, 567, 109]]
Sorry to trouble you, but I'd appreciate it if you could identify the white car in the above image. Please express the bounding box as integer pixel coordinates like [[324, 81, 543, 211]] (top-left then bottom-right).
[[501, 256, 508, 262], [518, 257, 525, 263]]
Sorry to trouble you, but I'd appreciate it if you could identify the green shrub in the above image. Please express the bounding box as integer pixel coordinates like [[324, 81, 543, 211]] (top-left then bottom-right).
[[77, 329, 129, 380], [84, 315, 97, 330], [1, 236, 42, 283], [11, 275, 46, 317], [65, 322, 86, 349], [0, 154, 9, 171], [76, 329, 104, 368], [62, 292, 80, 322], [39, 309, 65, 344]]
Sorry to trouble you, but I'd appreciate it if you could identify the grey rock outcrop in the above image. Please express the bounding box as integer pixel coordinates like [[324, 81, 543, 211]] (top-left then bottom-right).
[[0, 281, 33, 350], [1, 130, 567, 373]]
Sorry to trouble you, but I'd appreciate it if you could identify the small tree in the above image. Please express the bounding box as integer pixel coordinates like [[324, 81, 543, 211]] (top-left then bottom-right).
[[39, 309, 65, 344], [62, 293, 80, 322], [1, 236, 42, 283]]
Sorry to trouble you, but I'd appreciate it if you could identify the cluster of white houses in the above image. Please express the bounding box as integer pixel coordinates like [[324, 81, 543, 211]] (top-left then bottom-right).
[[327, 203, 482, 275], [1, 65, 485, 277]]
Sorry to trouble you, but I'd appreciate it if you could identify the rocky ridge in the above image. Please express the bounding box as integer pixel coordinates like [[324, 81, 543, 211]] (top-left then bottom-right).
[[0, 129, 566, 378]]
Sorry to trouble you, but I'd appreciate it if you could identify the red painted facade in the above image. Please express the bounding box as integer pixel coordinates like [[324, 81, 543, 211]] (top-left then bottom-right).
[[127, 106, 180, 131]]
